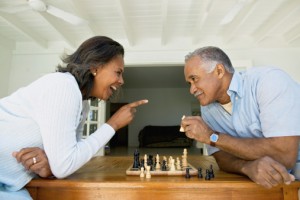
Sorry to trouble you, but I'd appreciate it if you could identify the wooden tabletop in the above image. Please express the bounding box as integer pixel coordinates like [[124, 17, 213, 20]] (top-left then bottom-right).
[[26, 155, 300, 200]]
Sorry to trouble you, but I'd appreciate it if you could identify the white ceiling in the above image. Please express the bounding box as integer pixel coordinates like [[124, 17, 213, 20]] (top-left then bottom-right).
[[1, 0, 300, 88]]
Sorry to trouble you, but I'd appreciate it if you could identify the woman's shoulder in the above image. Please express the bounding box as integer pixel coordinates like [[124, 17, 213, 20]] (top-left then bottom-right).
[[37, 72, 76, 86], [33, 72, 79, 94]]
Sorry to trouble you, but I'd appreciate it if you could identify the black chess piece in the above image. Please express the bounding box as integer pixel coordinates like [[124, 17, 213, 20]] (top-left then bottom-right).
[[198, 167, 203, 179], [205, 169, 211, 180], [140, 158, 144, 169], [162, 160, 167, 171], [185, 168, 191, 178], [147, 155, 154, 171], [132, 149, 140, 168], [209, 164, 214, 178]]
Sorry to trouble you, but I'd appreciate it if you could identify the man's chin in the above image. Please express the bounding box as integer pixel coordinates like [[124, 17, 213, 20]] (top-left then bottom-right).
[[199, 99, 209, 106]]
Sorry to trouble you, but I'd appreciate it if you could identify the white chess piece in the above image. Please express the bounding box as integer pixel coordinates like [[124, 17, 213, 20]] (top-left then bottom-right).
[[146, 166, 151, 179], [179, 115, 186, 132], [170, 158, 176, 171], [144, 154, 148, 167], [182, 148, 188, 168], [155, 154, 161, 170], [140, 167, 145, 178], [176, 157, 181, 170]]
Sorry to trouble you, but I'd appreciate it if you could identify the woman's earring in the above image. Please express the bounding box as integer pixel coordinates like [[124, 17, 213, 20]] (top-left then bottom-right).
[[93, 72, 96, 76]]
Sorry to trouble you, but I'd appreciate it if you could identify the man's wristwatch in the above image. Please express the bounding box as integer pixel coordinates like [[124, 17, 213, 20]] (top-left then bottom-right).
[[210, 132, 220, 147]]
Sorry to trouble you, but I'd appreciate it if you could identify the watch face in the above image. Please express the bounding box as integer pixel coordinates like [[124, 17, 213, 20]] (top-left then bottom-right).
[[210, 133, 219, 142]]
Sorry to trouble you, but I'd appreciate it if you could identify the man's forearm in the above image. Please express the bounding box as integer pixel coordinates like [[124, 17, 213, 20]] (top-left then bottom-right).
[[213, 151, 247, 175], [215, 134, 299, 168]]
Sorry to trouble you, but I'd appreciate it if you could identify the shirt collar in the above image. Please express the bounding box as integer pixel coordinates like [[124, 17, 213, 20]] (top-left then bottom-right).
[[227, 71, 244, 98]]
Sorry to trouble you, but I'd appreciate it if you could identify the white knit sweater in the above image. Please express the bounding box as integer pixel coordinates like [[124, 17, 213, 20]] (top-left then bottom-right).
[[0, 72, 115, 199]]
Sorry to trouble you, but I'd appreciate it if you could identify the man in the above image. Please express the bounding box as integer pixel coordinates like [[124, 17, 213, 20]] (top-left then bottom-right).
[[181, 46, 300, 188]]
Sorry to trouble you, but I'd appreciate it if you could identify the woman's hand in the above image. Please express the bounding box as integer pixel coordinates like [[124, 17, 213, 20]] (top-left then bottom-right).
[[107, 99, 148, 131], [12, 147, 53, 178]]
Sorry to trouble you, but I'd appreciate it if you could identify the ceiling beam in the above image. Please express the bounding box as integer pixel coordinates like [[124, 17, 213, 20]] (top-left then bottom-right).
[[160, 0, 169, 45], [37, 12, 76, 48], [0, 12, 47, 48], [116, 0, 134, 46], [192, 0, 213, 43], [252, 0, 300, 44], [221, 0, 259, 44], [64, 0, 96, 36]]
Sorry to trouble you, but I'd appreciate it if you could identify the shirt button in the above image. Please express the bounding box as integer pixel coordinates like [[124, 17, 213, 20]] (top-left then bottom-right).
[[235, 97, 238, 100]]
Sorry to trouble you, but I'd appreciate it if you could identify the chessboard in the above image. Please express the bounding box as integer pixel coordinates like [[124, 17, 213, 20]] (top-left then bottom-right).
[[126, 148, 198, 176], [126, 163, 198, 176]]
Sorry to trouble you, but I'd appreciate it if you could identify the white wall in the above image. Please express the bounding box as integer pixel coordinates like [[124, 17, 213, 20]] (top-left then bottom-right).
[[1, 42, 300, 148], [7, 42, 65, 94], [118, 88, 195, 147], [227, 47, 300, 82]]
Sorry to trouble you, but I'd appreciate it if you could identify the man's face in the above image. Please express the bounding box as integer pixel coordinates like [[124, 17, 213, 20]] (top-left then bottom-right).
[[184, 56, 222, 106]]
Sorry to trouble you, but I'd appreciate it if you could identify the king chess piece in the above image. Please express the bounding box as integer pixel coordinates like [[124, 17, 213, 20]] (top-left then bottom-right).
[[132, 149, 140, 168]]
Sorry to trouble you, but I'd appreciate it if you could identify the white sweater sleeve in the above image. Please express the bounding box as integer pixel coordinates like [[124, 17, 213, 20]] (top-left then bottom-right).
[[34, 75, 115, 178]]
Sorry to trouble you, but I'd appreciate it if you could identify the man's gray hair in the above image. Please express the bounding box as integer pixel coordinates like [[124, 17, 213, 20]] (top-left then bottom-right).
[[185, 46, 235, 73]]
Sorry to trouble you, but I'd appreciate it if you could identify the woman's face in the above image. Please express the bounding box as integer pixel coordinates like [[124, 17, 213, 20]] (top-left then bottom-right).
[[90, 55, 124, 100]]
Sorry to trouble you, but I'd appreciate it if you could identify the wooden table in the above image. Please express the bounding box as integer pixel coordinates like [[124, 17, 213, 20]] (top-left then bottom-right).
[[26, 155, 300, 200]]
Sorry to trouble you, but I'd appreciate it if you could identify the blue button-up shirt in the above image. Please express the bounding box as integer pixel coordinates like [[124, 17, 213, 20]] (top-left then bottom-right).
[[201, 67, 300, 155]]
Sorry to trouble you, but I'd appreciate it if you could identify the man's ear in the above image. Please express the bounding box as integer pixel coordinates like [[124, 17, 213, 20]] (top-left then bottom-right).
[[215, 63, 225, 79]]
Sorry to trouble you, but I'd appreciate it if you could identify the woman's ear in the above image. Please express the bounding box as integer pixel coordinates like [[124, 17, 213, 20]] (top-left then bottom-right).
[[90, 68, 97, 76]]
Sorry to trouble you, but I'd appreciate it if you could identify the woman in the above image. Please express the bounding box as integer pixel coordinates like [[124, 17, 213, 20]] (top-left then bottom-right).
[[0, 36, 148, 199]]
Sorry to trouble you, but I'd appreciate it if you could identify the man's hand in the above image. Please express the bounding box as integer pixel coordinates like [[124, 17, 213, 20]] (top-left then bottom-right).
[[12, 147, 53, 178], [180, 115, 213, 144], [241, 156, 295, 188]]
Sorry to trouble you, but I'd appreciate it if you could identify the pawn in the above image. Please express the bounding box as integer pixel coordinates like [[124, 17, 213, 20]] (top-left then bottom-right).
[[205, 169, 211, 180], [162, 160, 167, 171], [140, 167, 145, 178], [198, 167, 203, 179], [146, 166, 151, 179], [185, 168, 191, 179], [170, 158, 176, 171]]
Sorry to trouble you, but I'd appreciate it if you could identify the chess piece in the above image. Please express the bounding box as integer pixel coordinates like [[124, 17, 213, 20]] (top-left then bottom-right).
[[140, 158, 144, 169], [205, 169, 211, 180], [148, 155, 154, 170], [198, 167, 203, 179], [146, 166, 151, 179], [168, 156, 173, 169], [144, 154, 148, 168], [155, 154, 161, 170], [140, 167, 145, 178], [163, 156, 167, 167], [170, 158, 176, 171], [132, 149, 140, 168], [162, 160, 167, 171], [210, 164, 215, 178], [185, 168, 191, 178], [179, 115, 185, 132], [176, 157, 181, 170], [182, 148, 188, 168]]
